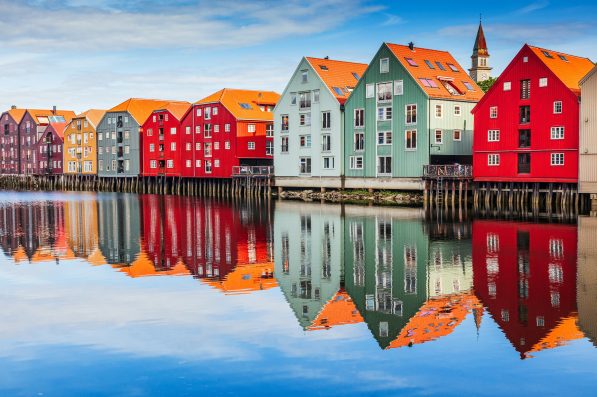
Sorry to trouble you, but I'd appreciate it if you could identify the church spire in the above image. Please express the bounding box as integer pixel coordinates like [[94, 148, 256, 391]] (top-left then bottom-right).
[[473, 20, 489, 56], [469, 18, 492, 83]]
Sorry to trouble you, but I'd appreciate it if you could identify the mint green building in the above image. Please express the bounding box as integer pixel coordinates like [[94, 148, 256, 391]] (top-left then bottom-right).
[[343, 43, 483, 190]]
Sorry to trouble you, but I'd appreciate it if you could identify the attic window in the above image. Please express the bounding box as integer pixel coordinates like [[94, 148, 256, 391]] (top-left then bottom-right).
[[419, 78, 438, 88], [424, 60, 435, 69], [345, 86, 354, 93], [440, 80, 463, 96], [352, 72, 360, 80], [542, 50, 553, 58], [332, 87, 344, 96], [463, 81, 474, 91], [239, 103, 253, 110], [558, 54, 568, 62], [447, 63, 459, 72], [436, 62, 446, 71], [405, 57, 418, 67], [319, 64, 328, 71]]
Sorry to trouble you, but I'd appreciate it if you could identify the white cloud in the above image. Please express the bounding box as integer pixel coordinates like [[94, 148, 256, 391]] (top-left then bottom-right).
[[516, 0, 550, 15]]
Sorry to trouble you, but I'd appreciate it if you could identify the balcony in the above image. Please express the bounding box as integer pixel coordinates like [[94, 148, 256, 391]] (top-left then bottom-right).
[[232, 166, 273, 177], [423, 164, 472, 179]]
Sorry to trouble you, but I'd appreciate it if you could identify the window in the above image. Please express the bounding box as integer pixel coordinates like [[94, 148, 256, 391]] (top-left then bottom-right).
[[394, 80, 404, 95], [299, 91, 311, 109], [322, 111, 331, 129], [419, 78, 438, 88], [281, 136, 289, 153], [186, 160, 191, 168], [205, 160, 212, 173], [518, 153, 531, 173], [405, 130, 417, 150], [225, 141, 230, 150], [519, 129, 531, 148], [196, 160, 201, 168], [490, 106, 498, 119], [214, 159, 220, 168], [204, 124, 212, 137], [170, 127, 177, 135], [463, 81, 474, 90], [290, 92, 297, 106], [447, 63, 459, 72], [149, 143, 155, 152], [354, 109, 364, 127], [266, 123, 273, 137], [186, 143, 191, 151], [150, 160, 157, 169], [299, 113, 311, 126], [520, 106, 531, 123], [301, 70, 308, 83], [170, 142, 176, 151], [377, 131, 392, 145], [406, 104, 417, 124], [380, 58, 389, 73], [322, 134, 331, 152], [98, 132, 103, 141], [332, 87, 343, 96], [488, 154, 500, 166], [196, 108, 202, 117], [204, 142, 212, 157], [377, 107, 392, 121], [551, 126, 564, 140], [204, 107, 211, 120], [248, 124, 256, 133], [266, 140, 273, 155], [454, 106, 461, 116], [434, 130, 443, 144], [195, 125, 201, 134], [299, 135, 311, 148], [435, 61, 446, 70], [453, 130, 461, 141], [300, 157, 311, 174], [405, 57, 418, 67], [313, 90, 320, 104], [488, 130, 500, 142], [214, 125, 220, 133], [354, 132, 364, 151], [521, 79, 531, 99], [167, 159, 174, 168], [195, 142, 201, 151], [377, 82, 392, 102], [214, 142, 219, 150], [248, 141, 255, 150], [539, 77, 548, 87], [424, 59, 435, 69], [349, 156, 363, 169], [366, 84, 374, 98], [554, 101, 562, 114], [523, 56, 529, 63], [551, 153, 564, 166], [435, 104, 443, 118], [185, 126, 191, 135], [503, 81, 512, 91], [281, 115, 289, 131], [377, 156, 392, 175], [323, 157, 334, 169]]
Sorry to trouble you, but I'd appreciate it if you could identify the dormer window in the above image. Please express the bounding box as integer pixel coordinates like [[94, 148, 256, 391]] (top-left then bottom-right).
[[405, 57, 418, 67], [438, 77, 462, 96]]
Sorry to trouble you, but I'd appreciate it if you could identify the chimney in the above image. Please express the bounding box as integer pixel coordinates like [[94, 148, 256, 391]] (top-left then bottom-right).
[[324, 56, 329, 59], [11, 105, 16, 110], [52, 106, 56, 115], [408, 42, 415, 51]]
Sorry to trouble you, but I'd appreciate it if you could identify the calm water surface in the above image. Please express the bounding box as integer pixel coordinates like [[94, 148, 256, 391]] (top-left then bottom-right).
[[0, 191, 596, 396]]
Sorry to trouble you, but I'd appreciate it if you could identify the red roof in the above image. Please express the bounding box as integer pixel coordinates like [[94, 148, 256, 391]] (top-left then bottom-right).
[[473, 22, 489, 56]]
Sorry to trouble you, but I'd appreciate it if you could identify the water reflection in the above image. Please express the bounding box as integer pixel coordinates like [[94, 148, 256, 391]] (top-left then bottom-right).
[[0, 193, 592, 361]]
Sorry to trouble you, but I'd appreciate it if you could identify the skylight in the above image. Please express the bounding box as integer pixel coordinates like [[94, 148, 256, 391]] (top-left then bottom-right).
[[558, 54, 568, 62], [319, 65, 329, 71], [447, 63, 459, 72], [463, 81, 474, 91], [239, 103, 253, 110], [49, 115, 66, 123], [436, 62, 446, 71], [419, 78, 438, 88], [424, 60, 435, 69], [405, 57, 418, 67], [332, 87, 344, 96], [442, 81, 463, 96], [352, 72, 360, 80], [542, 50, 553, 58]]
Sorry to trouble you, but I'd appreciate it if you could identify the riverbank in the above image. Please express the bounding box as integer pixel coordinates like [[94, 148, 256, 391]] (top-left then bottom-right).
[[274, 189, 423, 206]]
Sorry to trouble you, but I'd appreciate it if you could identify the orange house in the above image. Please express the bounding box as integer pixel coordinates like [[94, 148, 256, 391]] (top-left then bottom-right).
[[64, 109, 106, 175]]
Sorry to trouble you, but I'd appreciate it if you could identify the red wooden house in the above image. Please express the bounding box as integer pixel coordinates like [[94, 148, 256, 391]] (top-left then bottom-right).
[[472, 220, 579, 358], [0, 107, 26, 174], [179, 89, 279, 178], [472, 45, 594, 184], [141, 101, 191, 177], [35, 122, 67, 175]]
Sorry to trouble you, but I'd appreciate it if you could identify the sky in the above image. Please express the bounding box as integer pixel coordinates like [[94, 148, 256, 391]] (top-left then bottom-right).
[[0, 0, 595, 113]]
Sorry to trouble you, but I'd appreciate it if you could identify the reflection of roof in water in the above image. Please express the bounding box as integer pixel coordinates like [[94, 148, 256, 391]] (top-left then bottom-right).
[[525, 316, 584, 358], [87, 247, 107, 266], [113, 251, 191, 278], [202, 262, 277, 294], [12, 245, 28, 263], [387, 292, 482, 349], [307, 289, 364, 331]]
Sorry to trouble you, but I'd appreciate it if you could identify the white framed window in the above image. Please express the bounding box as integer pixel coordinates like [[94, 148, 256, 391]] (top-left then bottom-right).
[[313, 90, 320, 104], [195, 125, 201, 134], [453, 130, 462, 141], [377, 82, 392, 102], [539, 77, 548, 87], [225, 123, 231, 132], [170, 127, 176, 135], [248, 141, 255, 150], [490, 106, 498, 118], [321, 134, 331, 152], [150, 160, 157, 169], [225, 141, 230, 150], [394, 80, 403, 95], [214, 125, 219, 133], [290, 92, 297, 106], [171, 142, 176, 151], [349, 156, 363, 169], [186, 126, 191, 134], [354, 109, 365, 127], [488, 130, 500, 142], [405, 129, 417, 150], [406, 104, 417, 124], [377, 107, 392, 121], [299, 135, 311, 148], [377, 131, 392, 145], [380, 58, 389, 73], [186, 160, 191, 168], [213, 107, 218, 115], [167, 159, 174, 168], [551, 126, 564, 140], [204, 107, 211, 120], [196, 159, 201, 168], [366, 84, 374, 98], [214, 142, 219, 150], [523, 56, 528, 63], [553, 101, 563, 114], [248, 124, 256, 133], [322, 111, 331, 129], [503, 81, 511, 91], [301, 70, 308, 83], [299, 157, 311, 174], [186, 143, 191, 151], [434, 130, 443, 144], [454, 105, 461, 116], [195, 142, 201, 150], [299, 113, 311, 126], [322, 157, 334, 169], [551, 153, 564, 166], [488, 154, 500, 166], [214, 159, 220, 168], [196, 108, 202, 117], [377, 156, 392, 175], [354, 132, 364, 151], [435, 104, 443, 118]]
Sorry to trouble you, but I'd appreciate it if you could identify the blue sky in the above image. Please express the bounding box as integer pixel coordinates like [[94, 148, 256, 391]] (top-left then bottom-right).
[[0, 0, 595, 112]]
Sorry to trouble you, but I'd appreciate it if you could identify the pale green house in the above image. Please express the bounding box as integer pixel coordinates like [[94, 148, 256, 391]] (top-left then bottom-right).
[[343, 43, 483, 190]]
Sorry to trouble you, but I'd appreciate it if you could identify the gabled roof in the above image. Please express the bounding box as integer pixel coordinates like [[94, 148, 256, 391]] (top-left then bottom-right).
[[153, 101, 191, 121], [307, 289, 363, 331], [4, 108, 27, 124], [526, 316, 584, 358], [195, 89, 280, 121], [473, 22, 489, 56], [25, 109, 76, 125], [528, 45, 594, 93], [46, 122, 67, 139], [386, 43, 484, 102], [202, 262, 277, 294], [305, 57, 368, 104], [580, 64, 597, 86], [76, 109, 107, 128], [107, 98, 177, 124]]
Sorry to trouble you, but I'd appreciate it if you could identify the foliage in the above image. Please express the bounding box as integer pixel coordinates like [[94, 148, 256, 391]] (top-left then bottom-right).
[[478, 77, 497, 93]]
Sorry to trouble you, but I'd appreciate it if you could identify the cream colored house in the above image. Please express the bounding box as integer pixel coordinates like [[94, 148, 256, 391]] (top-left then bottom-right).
[[579, 65, 597, 204]]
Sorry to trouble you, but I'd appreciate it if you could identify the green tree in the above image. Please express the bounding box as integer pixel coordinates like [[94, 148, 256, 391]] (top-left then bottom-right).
[[478, 77, 497, 93]]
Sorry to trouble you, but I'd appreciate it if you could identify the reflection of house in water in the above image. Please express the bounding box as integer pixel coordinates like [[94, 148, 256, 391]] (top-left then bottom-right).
[[98, 194, 141, 265], [64, 197, 99, 258], [472, 220, 581, 358], [274, 202, 344, 329], [577, 217, 597, 346]]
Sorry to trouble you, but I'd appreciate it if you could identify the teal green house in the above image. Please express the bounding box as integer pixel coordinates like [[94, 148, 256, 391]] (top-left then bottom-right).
[[343, 43, 483, 190]]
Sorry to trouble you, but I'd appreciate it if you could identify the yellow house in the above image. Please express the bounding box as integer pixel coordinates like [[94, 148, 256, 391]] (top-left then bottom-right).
[[64, 109, 106, 175]]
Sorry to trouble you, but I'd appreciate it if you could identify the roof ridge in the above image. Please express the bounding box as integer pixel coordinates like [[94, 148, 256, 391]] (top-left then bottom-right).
[[385, 42, 451, 54], [306, 56, 368, 65], [527, 44, 593, 61]]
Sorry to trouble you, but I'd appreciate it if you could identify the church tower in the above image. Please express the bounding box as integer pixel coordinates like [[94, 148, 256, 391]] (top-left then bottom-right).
[[469, 20, 492, 83]]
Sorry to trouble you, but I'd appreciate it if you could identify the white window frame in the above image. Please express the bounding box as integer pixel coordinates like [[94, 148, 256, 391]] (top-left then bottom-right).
[[551, 153, 564, 166], [553, 101, 563, 114], [551, 126, 564, 140], [503, 82, 511, 91], [490, 106, 498, 119], [488, 154, 500, 166], [539, 77, 548, 87], [454, 105, 461, 116], [394, 80, 403, 95], [405, 104, 417, 125], [434, 130, 443, 144], [377, 130, 392, 145], [435, 104, 443, 119], [366, 84, 374, 99], [488, 129, 500, 142], [380, 58, 389, 73], [349, 156, 363, 170], [453, 130, 462, 141], [405, 129, 417, 150]]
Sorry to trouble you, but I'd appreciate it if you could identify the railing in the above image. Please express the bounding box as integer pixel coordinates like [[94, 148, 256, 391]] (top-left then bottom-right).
[[232, 166, 273, 177], [423, 164, 472, 179]]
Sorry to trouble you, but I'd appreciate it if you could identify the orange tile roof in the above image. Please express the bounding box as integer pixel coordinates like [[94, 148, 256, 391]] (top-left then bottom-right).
[[307, 289, 364, 331], [155, 101, 191, 120], [526, 315, 584, 358], [387, 293, 483, 349], [202, 262, 277, 294], [528, 45, 594, 94], [5, 108, 27, 124], [47, 122, 67, 139], [12, 245, 28, 263], [386, 43, 484, 102], [26, 109, 77, 125], [196, 89, 280, 121], [86, 247, 107, 266], [305, 57, 368, 104], [108, 98, 183, 125], [76, 109, 107, 128]]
